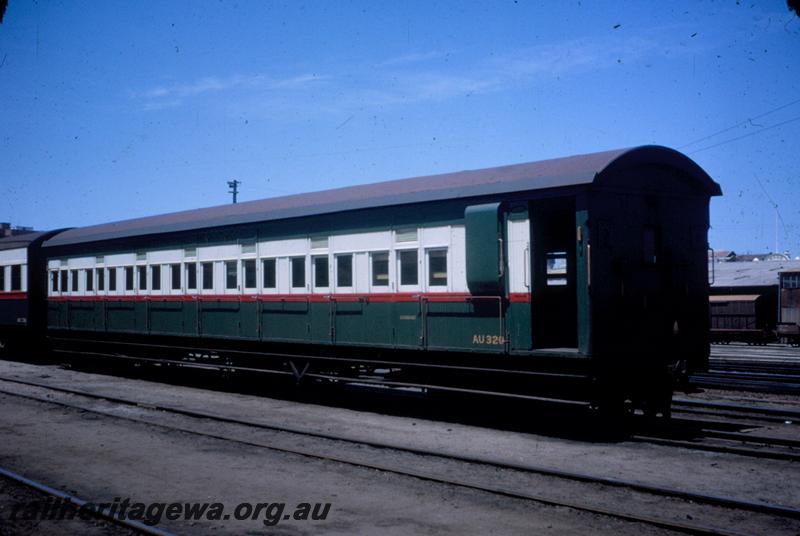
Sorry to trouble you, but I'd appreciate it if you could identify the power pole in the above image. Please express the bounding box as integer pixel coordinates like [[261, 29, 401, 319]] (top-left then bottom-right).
[[227, 180, 241, 204]]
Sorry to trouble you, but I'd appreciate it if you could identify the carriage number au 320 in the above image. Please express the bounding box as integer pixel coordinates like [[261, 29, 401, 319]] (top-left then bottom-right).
[[472, 334, 505, 345]]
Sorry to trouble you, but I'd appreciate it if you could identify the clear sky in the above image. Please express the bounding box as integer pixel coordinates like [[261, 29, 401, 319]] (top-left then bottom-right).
[[1, 1, 798, 256]]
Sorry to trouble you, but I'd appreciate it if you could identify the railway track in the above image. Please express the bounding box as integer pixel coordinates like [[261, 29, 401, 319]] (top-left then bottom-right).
[[0, 466, 173, 536], [0, 374, 797, 536], [672, 397, 800, 424], [631, 419, 800, 462], [639, 398, 800, 461], [689, 343, 800, 394], [689, 370, 800, 395]]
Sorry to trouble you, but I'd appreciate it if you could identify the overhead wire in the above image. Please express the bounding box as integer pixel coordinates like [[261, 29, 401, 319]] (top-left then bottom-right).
[[686, 114, 800, 154], [679, 96, 800, 150]]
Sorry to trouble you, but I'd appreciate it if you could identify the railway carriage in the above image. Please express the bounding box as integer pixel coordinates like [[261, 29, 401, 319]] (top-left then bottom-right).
[[709, 294, 775, 344], [0, 231, 62, 356], [778, 269, 800, 346], [37, 145, 720, 413]]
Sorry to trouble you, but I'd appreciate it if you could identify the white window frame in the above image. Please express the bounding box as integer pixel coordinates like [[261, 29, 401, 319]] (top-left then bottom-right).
[[223, 258, 239, 295], [369, 251, 391, 292], [312, 254, 330, 293], [334, 253, 355, 293], [396, 247, 421, 292], [260, 257, 279, 294], [425, 247, 449, 291], [241, 257, 258, 293], [289, 256, 308, 294]]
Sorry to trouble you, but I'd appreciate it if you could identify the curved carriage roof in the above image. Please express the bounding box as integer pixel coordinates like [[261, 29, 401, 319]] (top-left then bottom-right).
[[0, 232, 47, 252], [45, 145, 720, 248]]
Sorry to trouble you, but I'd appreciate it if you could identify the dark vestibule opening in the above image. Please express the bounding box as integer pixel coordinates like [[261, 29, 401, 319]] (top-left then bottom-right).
[[530, 198, 578, 349]]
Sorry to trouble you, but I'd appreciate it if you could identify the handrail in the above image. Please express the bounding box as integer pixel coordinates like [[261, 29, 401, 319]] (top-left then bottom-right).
[[708, 247, 715, 286], [498, 237, 505, 278], [523, 243, 530, 289]]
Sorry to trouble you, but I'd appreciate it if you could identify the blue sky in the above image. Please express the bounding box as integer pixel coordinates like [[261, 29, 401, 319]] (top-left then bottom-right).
[[1, 1, 799, 255]]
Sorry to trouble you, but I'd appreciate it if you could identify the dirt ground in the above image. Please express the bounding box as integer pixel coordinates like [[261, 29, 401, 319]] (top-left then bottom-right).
[[0, 359, 797, 534]]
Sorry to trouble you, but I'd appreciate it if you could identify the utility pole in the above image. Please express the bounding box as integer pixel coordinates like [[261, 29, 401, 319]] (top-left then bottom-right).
[[227, 180, 241, 204]]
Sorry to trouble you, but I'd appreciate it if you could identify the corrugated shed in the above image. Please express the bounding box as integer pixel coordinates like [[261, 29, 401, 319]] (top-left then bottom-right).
[[44, 145, 719, 248], [711, 260, 800, 287]]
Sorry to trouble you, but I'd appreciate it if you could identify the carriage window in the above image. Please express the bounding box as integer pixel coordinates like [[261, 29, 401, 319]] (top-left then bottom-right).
[[399, 250, 418, 286], [546, 252, 567, 286], [336, 255, 352, 288], [85, 269, 93, 292], [186, 263, 197, 290], [311, 236, 329, 249], [71, 269, 79, 292], [152, 265, 161, 291], [202, 262, 214, 290], [224, 261, 237, 289], [60, 270, 69, 292], [51, 271, 58, 292], [0, 267, 5, 291], [138, 266, 147, 290], [171, 264, 181, 290], [108, 268, 117, 291], [313, 256, 329, 288], [225, 261, 238, 290], [395, 228, 418, 243], [124, 267, 134, 291], [243, 259, 256, 289], [371, 252, 389, 286], [96, 268, 105, 291], [428, 249, 447, 287], [291, 257, 305, 289], [11, 265, 22, 291], [262, 259, 276, 289]]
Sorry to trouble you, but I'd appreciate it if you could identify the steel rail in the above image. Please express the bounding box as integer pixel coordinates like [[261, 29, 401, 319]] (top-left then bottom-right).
[[0, 375, 798, 528], [0, 385, 758, 536], [672, 398, 800, 420], [53, 348, 800, 463], [0, 466, 175, 536], [629, 435, 800, 462], [671, 406, 796, 425]]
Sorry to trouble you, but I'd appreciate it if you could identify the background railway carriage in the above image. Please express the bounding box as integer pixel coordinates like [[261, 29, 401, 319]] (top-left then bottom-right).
[[0, 231, 63, 356], [778, 269, 800, 346], [709, 294, 774, 344], [41, 145, 721, 413]]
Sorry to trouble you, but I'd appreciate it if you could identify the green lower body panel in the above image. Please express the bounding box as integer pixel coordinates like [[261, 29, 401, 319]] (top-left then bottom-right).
[[200, 300, 241, 338], [506, 302, 532, 351], [426, 300, 504, 352], [261, 300, 310, 342], [149, 301, 186, 336], [106, 301, 139, 333], [51, 297, 531, 354]]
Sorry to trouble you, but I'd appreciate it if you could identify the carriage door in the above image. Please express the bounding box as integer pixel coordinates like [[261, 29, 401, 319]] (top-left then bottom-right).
[[530, 198, 578, 349]]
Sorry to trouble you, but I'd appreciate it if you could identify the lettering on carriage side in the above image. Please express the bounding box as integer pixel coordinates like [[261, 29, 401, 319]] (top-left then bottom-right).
[[472, 334, 505, 345], [16, 317, 27, 324]]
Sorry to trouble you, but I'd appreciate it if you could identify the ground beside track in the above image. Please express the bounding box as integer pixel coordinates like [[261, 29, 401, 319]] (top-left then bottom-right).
[[0, 359, 798, 534], [0, 472, 139, 536]]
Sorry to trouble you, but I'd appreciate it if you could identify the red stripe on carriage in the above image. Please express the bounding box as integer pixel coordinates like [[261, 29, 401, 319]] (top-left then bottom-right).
[[46, 292, 531, 303]]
